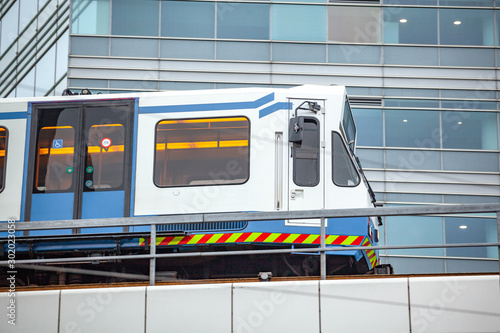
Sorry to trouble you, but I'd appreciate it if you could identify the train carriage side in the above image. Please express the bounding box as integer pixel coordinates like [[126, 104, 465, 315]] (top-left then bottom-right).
[[0, 85, 379, 282]]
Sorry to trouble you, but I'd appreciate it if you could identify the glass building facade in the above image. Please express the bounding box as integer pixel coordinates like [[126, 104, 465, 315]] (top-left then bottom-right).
[[2, 0, 499, 273]]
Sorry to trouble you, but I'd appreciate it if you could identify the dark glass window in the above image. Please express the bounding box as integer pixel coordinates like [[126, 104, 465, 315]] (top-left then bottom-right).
[[161, 1, 215, 38], [342, 99, 356, 152], [217, 3, 269, 40], [0, 127, 6, 192], [155, 117, 250, 187], [332, 132, 360, 187], [293, 118, 319, 187], [111, 0, 159, 36]]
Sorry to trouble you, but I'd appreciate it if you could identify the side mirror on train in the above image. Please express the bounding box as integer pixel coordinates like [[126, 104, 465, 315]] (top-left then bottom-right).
[[289, 116, 304, 143]]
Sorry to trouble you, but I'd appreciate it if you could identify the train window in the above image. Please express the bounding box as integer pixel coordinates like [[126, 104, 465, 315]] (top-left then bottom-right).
[[154, 117, 250, 187], [342, 99, 356, 153], [0, 127, 7, 192], [332, 131, 360, 187], [35, 126, 75, 192], [293, 118, 319, 187], [84, 124, 125, 190]]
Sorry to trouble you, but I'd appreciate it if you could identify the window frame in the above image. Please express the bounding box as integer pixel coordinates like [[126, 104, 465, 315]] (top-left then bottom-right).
[[153, 116, 251, 188], [0, 126, 8, 193], [292, 117, 320, 187], [332, 131, 361, 188]]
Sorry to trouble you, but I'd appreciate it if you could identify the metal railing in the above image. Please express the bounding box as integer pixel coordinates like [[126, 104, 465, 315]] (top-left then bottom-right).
[[1, 203, 500, 285]]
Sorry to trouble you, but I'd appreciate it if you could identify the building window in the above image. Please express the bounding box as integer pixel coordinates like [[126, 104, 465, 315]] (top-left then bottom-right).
[[332, 132, 360, 187], [385, 110, 440, 148], [72, 0, 110, 35], [161, 1, 215, 38], [445, 217, 498, 259], [439, 9, 494, 46], [111, 0, 159, 36], [328, 6, 381, 43], [352, 109, 383, 147], [154, 117, 250, 187], [0, 127, 7, 192], [383, 7, 437, 44], [293, 118, 319, 187], [217, 3, 269, 40], [442, 111, 498, 150], [272, 4, 326, 42]]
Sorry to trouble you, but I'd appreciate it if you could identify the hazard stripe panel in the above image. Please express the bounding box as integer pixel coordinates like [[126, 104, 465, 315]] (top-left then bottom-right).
[[140, 232, 366, 247]]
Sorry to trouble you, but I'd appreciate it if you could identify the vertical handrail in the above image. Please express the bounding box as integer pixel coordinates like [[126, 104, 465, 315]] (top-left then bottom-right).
[[150, 224, 156, 286], [320, 216, 326, 280]]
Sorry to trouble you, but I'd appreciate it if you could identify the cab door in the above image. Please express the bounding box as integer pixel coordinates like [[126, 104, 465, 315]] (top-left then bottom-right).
[[25, 100, 134, 233], [287, 99, 325, 226]]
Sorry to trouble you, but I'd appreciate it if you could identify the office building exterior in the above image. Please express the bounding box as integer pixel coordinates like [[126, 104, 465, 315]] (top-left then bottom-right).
[[1, 0, 499, 273]]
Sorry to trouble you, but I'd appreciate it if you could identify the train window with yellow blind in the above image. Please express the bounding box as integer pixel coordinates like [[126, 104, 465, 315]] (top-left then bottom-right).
[[154, 117, 250, 187], [0, 127, 7, 192]]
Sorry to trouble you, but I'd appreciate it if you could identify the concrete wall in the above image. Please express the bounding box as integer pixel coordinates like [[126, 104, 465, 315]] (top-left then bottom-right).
[[1, 275, 499, 333]]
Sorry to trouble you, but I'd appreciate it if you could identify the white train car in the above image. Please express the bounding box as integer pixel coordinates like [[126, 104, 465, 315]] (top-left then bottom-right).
[[0, 85, 379, 283]]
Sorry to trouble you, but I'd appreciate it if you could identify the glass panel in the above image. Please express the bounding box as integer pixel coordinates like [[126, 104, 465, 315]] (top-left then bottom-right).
[[71, 36, 109, 56], [110, 38, 158, 57], [384, 0, 437, 4], [346, 87, 383, 96], [446, 259, 499, 274], [217, 3, 269, 40], [83, 104, 130, 191], [442, 111, 498, 150], [160, 82, 215, 90], [19, 0, 38, 32], [328, 45, 381, 64], [328, 6, 381, 43], [85, 124, 124, 190], [384, 88, 439, 98], [439, 9, 494, 46], [385, 110, 440, 148], [383, 7, 437, 45], [56, 31, 69, 81], [16, 68, 35, 97], [332, 132, 360, 187], [293, 118, 319, 187], [441, 100, 497, 110], [35, 46, 56, 96], [272, 43, 326, 63], [0, 127, 6, 192], [352, 109, 382, 147], [386, 149, 441, 170], [439, 0, 494, 6], [160, 40, 215, 60], [272, 4, 326, 42], [111, 0, 159, 36], [443, 151, 499, 172], [444, 195, 500, 204], [343, 100, 356, 152], [386, 216, 444, 256], [386, 257, 445, 275], [35, 108, 79, 193], [384, 46, 438, 66], [155, 117, 250, 187], [161, 1, 214, 38], [384, 99, 439, 108], [386, 193, 442, 204], [355, 148, 383, 169], [216, 41, 270, 61], [440, 48, 495, 67], [0, 3, 19, 54], [72, 0, 110, 35], [445, 217, 498, 259], [441, 89, 496, 100]]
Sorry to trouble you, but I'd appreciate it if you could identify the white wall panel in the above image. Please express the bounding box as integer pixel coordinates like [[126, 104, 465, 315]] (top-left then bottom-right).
[[146, 283, 232, 333], [409, 275, 500, 333], [0, 290, 60, 332], [232, 281, 320, 333], [59, 287, 146, 333], [320, 278, 410, 333]]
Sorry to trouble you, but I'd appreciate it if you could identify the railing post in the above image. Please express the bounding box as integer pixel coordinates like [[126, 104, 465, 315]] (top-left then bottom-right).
[[150, 224, 156, 286], [320, 217, 326, 280]]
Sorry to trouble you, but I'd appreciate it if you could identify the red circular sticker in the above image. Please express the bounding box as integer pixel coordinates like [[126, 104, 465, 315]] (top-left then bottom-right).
[[101, 137, 112, 148]]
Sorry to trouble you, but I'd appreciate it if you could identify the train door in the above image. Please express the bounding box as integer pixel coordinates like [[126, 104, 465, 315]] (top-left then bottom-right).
[[25, 100, 134, 232], [287, 99, 325, 226]]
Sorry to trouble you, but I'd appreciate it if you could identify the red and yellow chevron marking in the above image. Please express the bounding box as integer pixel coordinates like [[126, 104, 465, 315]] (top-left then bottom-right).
[[362, 238, 378, 269], [139, 232, 367, 247]]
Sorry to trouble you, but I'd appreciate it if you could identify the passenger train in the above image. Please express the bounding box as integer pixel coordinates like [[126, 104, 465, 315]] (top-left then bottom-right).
[[0, 85, 380, 284]]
